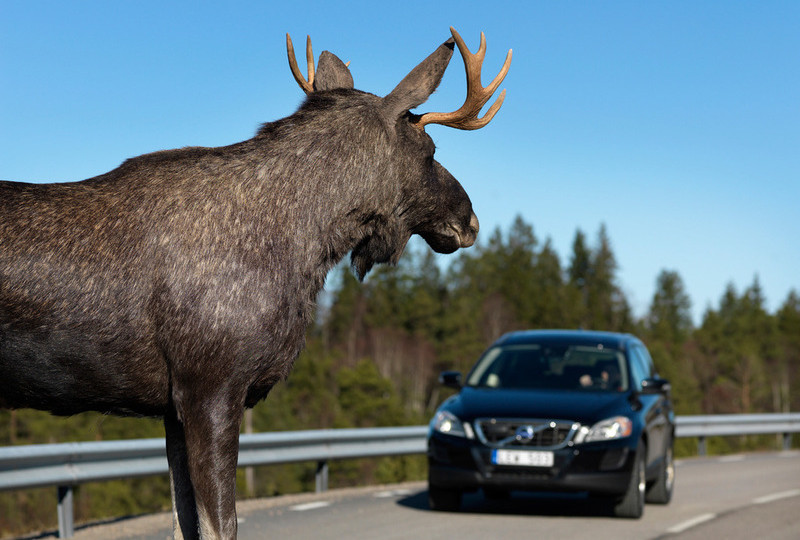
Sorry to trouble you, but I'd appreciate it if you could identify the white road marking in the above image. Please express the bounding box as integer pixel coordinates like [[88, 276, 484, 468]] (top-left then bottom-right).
[[290, 501, 332, 511], [666, 513, 717, 534], [666, 487, 800, 535], [718, 454, 745, 463], [753, 489, 800, 504]]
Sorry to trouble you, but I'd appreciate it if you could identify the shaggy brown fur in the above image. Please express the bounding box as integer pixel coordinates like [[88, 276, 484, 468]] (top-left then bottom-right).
[[0, 33, 498, 538]]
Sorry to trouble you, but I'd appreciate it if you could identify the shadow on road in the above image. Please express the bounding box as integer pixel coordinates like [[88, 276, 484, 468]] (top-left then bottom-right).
[[397, 489, 615, 518], [11, 514, 139, 540]]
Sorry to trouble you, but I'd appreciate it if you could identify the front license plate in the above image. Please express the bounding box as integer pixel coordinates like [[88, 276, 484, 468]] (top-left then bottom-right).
[[492, 449, 554, 467]]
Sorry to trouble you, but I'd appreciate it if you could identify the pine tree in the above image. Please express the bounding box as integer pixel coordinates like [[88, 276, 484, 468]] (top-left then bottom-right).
[[530, 238, 566, 328], [500, 215, 539, 326], [587, 224, 632, 331], [645, 269, 699, 414], [566, 229, 591, 328], [776, 291, 800, 412], [647, 270, 693, 343]]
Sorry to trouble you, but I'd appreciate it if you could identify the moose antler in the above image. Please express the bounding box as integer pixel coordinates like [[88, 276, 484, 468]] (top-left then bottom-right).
[[286, 34, 315, 94], [414, 27, 512, 131]]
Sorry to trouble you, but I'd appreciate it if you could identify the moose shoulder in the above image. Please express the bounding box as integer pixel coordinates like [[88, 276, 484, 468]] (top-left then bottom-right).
[[0, 28, 510, 539]]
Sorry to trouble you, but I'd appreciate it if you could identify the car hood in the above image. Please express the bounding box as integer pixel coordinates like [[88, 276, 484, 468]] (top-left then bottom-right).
[[445, 387, 632, 425]]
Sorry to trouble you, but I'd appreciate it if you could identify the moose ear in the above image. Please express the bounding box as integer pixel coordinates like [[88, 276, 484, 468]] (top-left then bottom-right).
[[313, 51, 354, 91], [382, 38, 455, 119]]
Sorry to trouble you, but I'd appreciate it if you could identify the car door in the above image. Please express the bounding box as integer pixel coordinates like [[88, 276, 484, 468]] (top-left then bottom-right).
[[630, 344, 669, 467]]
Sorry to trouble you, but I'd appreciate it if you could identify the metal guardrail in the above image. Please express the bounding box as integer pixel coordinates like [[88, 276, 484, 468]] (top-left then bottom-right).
[[675, 413, 800, 455], [0, 427, 428, 492], [0, 426, 428, 538], [1, 415, 798, 538]]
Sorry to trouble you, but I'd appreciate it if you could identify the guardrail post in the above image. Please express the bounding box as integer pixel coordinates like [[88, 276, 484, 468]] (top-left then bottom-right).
[[697, 436, 706, 456], [57, 485, 74, 538], [783, 432, 792, 451], [315, 461, 329, 493]]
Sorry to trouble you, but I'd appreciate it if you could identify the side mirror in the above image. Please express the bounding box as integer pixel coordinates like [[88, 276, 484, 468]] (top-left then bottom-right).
[[439, 370, 463, 389], [641, 377, 671, 394]]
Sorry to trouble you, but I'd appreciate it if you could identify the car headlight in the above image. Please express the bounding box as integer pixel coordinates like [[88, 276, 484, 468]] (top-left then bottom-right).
[[430, 411, 474, 439], [574, 416, 632, 444]]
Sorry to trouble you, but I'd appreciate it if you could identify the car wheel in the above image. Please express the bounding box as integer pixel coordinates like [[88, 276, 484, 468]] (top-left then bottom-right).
[[646, 437, 675, 504], [428, 485, 462, 512], [613, 442, 645, 518]]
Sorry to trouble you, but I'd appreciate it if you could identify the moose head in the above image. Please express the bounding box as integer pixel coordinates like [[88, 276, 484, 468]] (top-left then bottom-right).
[[284, 27, 511, 278]]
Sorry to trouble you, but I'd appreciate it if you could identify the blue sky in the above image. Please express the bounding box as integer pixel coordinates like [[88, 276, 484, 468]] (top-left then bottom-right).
[[2, 1, 798, 324]]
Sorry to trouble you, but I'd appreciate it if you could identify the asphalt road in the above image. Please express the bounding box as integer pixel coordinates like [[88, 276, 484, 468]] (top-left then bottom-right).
[[32, 450, 800, 540]]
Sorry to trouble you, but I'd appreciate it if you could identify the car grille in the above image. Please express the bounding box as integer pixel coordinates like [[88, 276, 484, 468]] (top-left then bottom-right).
[[474, 418, 578, 449]]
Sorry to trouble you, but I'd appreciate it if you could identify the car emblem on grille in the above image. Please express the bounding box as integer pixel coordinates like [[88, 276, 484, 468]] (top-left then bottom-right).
[[515, 425, 534, 441], [515, 424, 547, 442]]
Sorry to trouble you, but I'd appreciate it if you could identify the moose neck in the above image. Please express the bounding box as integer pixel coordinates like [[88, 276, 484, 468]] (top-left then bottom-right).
[[246, 91, 411, 282]]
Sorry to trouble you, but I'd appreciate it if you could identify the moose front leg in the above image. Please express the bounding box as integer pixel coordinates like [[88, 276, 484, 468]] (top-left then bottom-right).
[[165, 408, 199, 540], [168, 389, 245, 540]]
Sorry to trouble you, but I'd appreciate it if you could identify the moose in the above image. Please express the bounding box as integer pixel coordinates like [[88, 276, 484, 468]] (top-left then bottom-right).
[[0, 28, 511, 539]]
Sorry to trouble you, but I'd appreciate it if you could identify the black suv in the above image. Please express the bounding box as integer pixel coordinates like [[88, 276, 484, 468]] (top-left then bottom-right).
[[427, 330, 674, 518]]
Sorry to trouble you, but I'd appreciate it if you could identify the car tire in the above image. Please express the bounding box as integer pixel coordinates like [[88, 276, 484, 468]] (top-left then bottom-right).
[[428, 485, 462, 512], [646, 436, 675, 504], [613, 442, 645, 519]]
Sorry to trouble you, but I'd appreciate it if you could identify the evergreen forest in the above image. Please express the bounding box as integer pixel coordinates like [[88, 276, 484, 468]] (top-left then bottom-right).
[[2, 215, 798, 536]]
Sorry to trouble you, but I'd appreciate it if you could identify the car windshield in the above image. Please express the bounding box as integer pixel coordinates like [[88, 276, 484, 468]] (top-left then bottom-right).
[[465, 343, 629, 392]]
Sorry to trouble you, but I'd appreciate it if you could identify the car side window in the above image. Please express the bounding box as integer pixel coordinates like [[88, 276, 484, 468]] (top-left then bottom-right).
[[628, 345, 651, 390], [637, 344, 656, 377]]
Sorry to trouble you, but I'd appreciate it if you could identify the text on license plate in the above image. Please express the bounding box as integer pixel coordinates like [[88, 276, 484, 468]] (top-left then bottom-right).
[[492, 449, 554, 467]]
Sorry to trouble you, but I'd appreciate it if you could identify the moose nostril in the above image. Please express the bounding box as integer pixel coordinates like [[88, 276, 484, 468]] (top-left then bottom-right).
[[458, 213, 480, 248], [469, 213, 479, 234]]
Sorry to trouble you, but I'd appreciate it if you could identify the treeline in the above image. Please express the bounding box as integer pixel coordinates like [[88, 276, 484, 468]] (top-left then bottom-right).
[[1, 215, 798, 536]]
